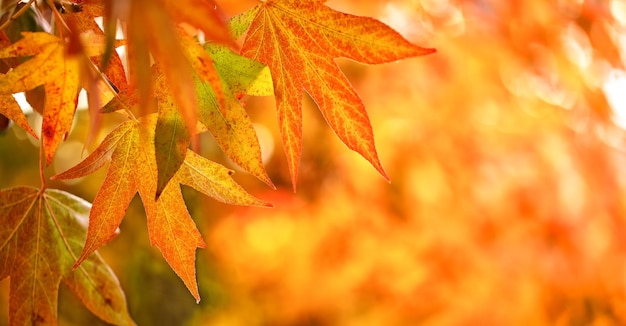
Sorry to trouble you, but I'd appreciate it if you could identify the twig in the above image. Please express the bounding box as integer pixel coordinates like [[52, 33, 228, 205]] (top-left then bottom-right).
[[0, 0, 37, 31]]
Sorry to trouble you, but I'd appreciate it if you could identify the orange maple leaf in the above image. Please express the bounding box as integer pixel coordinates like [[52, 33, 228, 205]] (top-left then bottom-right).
[[0, 94, 37, 138], [0, 31, 116, 163], [0, 32, 81, 164], [0, 187, 133, 325], [237, 0, 435, 190], [63, 0, 129, 94], [52, 115, 270, 302]]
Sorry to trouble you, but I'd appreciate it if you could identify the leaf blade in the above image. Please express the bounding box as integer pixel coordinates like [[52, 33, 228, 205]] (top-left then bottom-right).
[[151, 179, 206, 302], [73, 121, 142, 267], [240, 0, 435, 189], [180, 151, 271, 207], [0, 94, 37, 138], [45, 189, 133, 325], [154, 89, 190, 199], [0, 187, 133, 325], [42, 55, 81, 165]]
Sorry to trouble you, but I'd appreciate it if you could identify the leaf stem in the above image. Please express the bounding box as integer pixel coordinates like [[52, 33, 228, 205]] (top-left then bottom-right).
[[45, 0, 70, 37], [0, 0, 37, 31], [39, 131, 46, 190]]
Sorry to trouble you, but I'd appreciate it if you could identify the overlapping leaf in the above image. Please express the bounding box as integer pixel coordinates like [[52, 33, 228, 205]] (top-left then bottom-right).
[[151, 29, 229, 197], [103, 39, 275, 194], [0, 32, 37, 137], [153, 70, 190, 199], [52, 115, 270, 301], [0, 32, 80, 164], [125, 0, 230, 136], [150, 42, 275, 197], [0, 94, 37, 138], [0, 187, 133, 325], [195, 44, 275, 188], [63, 0, 129, 94], [237, 0, 435, 189]]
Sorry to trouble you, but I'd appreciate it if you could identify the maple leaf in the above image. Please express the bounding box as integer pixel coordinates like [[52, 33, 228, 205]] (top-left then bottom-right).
[[0, 187, 133, 325], [52, 115, 271, 301], [0, 32, 80, 164], [0, 94, 37, 138], [0, 33, 38, 137], [125, 0, 230, 136], [151, 27, 231, 197], [150, 41, 275, 197], [195, 44, 275, 188], [112, 40, 274, 197], [236, 0, 435, 189], [163, 0, 233, 47], [153, 70, 191, 199], [64, 0, 129, 94]]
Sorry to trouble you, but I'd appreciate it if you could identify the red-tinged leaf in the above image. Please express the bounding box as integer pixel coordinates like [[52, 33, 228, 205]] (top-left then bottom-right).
[[63, 1, 105, 31], [152, 174, 206, 302], [0, 94, 37, 138], [128, 0, 198, 134], [239, 0, 435, 189], [164, 0, 234, 47], [53, 119, 150, 267], [53, 114, 269, 301], [80, 33, 125, 58], [179, 29, 226, 113], [0, 32, 58, 58], [23, 86, 46, 114], [0, 33, 62, 89], [149, 150, 271, 302], [64, 1, 129, 93], [64, 5, 127, 150], [126, 3, 155, 118], [196, 45, 274, 188], [42, 55, 80, 164], [0, 187, 133, 325]]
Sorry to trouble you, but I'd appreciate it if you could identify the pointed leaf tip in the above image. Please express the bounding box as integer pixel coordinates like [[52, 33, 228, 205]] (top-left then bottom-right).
[[240, 0, 433, 186], [0, 187, 133, 325]]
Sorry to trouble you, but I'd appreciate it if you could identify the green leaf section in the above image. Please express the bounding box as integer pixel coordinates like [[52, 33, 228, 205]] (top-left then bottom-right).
[[154, 71, 190, 199], [194, 43, 274, 188], [205, 43, 273, 97], [102, 41, 275, 194], [0, 187, 133, 326], [227, 7, 260, 39]]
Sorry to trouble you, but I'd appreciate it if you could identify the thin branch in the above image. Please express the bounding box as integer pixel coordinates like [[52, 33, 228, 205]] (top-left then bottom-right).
[[44, 0, 69, 37], [39, 130, 46, 189], [0, 0, 37, 31]]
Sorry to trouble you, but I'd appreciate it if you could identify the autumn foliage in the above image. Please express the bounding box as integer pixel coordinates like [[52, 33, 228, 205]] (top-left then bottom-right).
[[2, 0, 626, 325], [0, 0, 435, 324]]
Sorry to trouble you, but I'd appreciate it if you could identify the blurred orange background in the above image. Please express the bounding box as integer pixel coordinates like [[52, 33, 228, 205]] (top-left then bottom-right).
[[2, 0, 626, 325]]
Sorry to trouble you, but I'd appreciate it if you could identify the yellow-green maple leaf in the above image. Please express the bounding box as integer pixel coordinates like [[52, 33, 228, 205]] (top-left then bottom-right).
[[52, 115, 270, 302], [195, 44, 275, 188], [0, 187, 133, 325]]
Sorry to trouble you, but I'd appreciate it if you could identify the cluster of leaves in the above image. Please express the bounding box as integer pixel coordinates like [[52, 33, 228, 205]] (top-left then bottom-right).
[[0, 0, 433, 324], [197, 0, 626, 325]]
